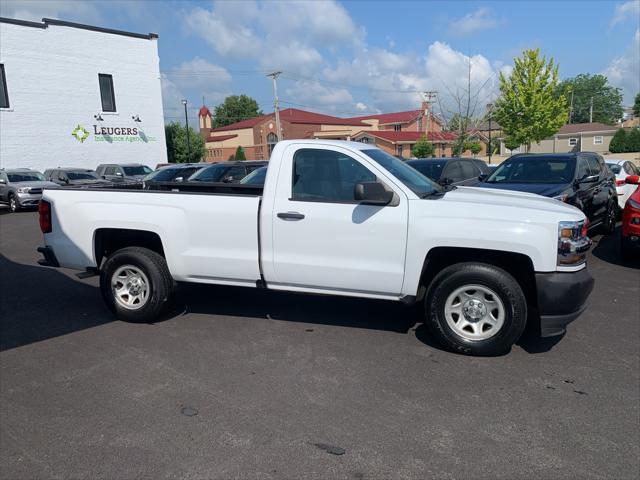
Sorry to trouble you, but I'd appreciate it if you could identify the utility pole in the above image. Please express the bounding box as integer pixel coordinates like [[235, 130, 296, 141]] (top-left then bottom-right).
[[182, 99, 191, 161], [569, 89, 574, 124], [589, 97, 593, 123], [486, 103, 494, 164], [267, 71, 282, 141], [421, 91, 437, 152]]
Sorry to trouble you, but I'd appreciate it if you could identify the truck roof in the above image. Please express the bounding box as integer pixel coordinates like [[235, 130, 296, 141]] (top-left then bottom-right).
[[274, 139, 378, 151]]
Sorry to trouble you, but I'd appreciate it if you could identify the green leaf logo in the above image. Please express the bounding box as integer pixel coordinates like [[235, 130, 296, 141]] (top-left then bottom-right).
[[71, 125, 90, 143]]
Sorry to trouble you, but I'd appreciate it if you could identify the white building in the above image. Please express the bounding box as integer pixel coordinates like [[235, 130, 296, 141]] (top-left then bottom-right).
[[0, 17, 167, 172]]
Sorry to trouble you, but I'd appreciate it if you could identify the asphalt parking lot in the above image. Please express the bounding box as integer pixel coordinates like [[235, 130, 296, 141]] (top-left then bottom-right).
[[0, 210, 638, 479]]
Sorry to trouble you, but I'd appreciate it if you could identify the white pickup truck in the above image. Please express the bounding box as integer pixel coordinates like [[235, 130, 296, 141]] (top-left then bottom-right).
[[37, 140, 594, 355]]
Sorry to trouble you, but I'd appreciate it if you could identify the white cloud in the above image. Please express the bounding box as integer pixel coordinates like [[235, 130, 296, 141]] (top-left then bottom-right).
[[610, 1, 640, 26], [603, 29, 640, 104], [355, 102, 369, 111], [449, 8, 500, 36], [260, 42, 324, 76], [0, 0, 102, 22], [285, 80, 353, 109]]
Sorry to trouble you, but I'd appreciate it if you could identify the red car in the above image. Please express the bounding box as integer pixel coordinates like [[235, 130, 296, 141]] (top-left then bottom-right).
[[621, 174, 640, 260]]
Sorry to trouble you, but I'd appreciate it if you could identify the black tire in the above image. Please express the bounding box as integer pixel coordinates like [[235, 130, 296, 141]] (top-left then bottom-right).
[[8, 193, 20, 213], [424, 262, 527, 356], [100, 247, 173, 323], [601, 199, 617, 235]]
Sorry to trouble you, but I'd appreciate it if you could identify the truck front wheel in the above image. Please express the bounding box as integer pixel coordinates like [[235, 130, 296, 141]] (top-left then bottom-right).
[[100, 247, 173, 323], [424, 262, 527, 356]]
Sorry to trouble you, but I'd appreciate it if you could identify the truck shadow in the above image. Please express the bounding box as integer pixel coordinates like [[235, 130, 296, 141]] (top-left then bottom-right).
[[1, 253, 563, 356], [591, 227, 640, 269]]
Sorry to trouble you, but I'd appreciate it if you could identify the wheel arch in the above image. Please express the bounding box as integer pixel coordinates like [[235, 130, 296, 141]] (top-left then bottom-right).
[[94, 228, 165, 268]]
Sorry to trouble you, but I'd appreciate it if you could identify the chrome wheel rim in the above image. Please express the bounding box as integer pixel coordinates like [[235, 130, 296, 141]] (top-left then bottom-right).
[[444, 284, 505, 341], [9, 197, 16, 211], [111, 265, 150, 310]]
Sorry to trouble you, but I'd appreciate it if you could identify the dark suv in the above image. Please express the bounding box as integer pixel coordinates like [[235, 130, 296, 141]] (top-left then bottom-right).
[[44, 168, 110, 187], [96, 163, 153, 183], [478, 152, 617, 233], [188, 161, 268, 183], [407, 157, 491, 186]]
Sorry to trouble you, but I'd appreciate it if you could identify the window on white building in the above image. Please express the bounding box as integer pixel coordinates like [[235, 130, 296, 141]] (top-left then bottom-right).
[[394, 124, 402, 132], [0, 64, 9, 108], [98, 74, 116, 112], [568, 138, 578, 146], [593, 136, 603, 145]]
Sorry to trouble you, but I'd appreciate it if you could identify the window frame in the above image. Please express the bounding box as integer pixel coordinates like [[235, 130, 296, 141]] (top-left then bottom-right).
[[98, 73, 117, 113], [568, 137, 578, 147], [289, 147, 386, 205], [593, 135, 603, 145], [0, 64, 9, 109]]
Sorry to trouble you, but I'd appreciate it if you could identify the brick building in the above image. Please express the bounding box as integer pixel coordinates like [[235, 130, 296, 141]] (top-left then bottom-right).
[[198, 102, 456, 161]]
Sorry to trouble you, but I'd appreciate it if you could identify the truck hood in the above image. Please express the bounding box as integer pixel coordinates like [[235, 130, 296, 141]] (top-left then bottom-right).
[[436, 186, 584, 220]]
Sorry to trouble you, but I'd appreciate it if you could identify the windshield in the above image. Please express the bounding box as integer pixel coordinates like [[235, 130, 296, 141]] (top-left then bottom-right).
[[147, 166, 203, 182], [7, 172, 46, 182], [67, 171, 99, 180], [361, 149, 443, 197], [486, 156, 576, 184], [122, 166, 153, 176], [240, 167, 267, 185], [189, 164, 228, 182], [407, 160, 447, 180]]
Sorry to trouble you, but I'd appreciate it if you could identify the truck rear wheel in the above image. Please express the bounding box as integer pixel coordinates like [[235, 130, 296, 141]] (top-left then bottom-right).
[[100, 247, 173, 323], [424, 262, 527, 356]]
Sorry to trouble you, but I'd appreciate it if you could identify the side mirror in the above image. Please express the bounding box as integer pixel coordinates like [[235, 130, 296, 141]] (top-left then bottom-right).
[[478, 174, 489, 182], [63, 178, 69, 184], [439, 177, 453, 186], [626, 175, 640, 185], [0, 178, 6, 184], [354, 181, 394, 205], [576, 174, 599, 185], [115, 172, 123, 177], [223, 177, 235, 183], [173, 176, 184, 182]]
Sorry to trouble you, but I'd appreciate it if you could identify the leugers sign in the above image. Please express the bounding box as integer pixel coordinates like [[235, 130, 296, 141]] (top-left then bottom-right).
[[71, 123, 156, 144]]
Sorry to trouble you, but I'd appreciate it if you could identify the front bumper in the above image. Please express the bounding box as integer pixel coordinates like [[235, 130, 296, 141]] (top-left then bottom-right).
[[536, 268, 594, 337], [16, 192, 43, 207]]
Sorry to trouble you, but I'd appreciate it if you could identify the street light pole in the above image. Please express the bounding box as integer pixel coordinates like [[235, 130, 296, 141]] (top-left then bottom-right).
[[267, 72, 282, 141], [182, 99, 191, 161]]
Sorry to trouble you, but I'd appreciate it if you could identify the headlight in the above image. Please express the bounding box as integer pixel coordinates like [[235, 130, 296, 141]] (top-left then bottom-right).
[[553, 194, 568, 202], [557, 220, 591, 266], [627, 198, 640, 210], [16, 187, 31, 194]]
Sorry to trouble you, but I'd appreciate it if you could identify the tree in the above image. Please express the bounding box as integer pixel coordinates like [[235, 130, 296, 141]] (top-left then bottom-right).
[[164, 122, 205, 163], [494, 49, 568, 152], [557, 74, 623, 124], [234, 146, 246, 160], [626, 128, 640, 152], [446, 113, 471, 133], [504, 136, 521, 152], [411, 135, 435, 158], [212, 95, 262, 129], [609, 129, 627, 153], [465, 141, 482, 156], [634, 93, 640, 117]]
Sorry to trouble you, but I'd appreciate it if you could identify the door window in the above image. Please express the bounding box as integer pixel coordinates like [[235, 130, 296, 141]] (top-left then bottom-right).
[[576, 158, 590, 180], [57, 171, 67, 181], [443, 161, 463, 182], [586, 156, 602, 176], [104, 167, 116, 176], [459, 160, 479, 179], [291, 148, 376, 202], [221, 166, 245, 182]]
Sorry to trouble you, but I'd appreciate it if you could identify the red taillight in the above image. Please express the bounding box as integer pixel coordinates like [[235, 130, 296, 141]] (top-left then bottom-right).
[[616, 179, 625, 187], [39, 200, 52, 233]]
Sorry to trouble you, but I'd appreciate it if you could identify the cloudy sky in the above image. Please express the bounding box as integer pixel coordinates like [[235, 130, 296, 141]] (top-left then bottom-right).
[[2, 0, 638, 125]]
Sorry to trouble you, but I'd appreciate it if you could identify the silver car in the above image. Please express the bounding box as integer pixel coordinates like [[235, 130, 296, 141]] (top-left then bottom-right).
[[0, 169, 59, 213]]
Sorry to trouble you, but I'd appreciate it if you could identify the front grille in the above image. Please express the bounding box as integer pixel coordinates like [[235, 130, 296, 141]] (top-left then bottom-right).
[[28, 188, 43, 194]]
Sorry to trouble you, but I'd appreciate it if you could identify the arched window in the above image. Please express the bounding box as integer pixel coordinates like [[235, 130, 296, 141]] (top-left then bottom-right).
[[267, 132, 278, 156]]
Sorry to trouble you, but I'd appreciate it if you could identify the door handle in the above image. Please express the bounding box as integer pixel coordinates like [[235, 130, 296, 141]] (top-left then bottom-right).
[[277, 211, 305, 221]]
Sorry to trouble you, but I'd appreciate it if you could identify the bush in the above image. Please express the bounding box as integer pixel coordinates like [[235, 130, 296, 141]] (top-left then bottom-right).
[[609, 129, 627, 153], [235, 146, 246, 160], [411, 135, 434, 158], [465, 141, 482, 155], [625, 128, 640, 153]]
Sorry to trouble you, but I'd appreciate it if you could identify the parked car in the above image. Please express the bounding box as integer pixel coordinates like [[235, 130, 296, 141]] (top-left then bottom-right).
[[96, 163, 153, 183], [0, 168, 59, 212], [621, 175, 640, 260], [406, 157, 491, 186], [605, 159, 640, 210], [188, 161, 268, 183], [44, 168, 111, 187], [143, 163, 207, 186], [478, 152, 618, 234], [239, 166, 267, 185], [38, 140, 594, 356]]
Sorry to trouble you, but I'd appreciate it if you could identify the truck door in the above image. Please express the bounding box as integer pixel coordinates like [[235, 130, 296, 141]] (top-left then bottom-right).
[[269, 145, 408, 295]]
